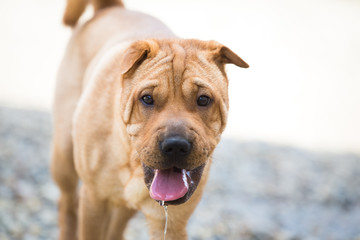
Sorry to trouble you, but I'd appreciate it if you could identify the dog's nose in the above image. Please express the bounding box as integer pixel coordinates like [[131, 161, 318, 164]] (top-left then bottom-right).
[[160, 136, 192, 158]]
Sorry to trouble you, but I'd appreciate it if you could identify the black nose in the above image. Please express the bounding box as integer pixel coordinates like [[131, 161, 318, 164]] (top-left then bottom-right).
[[160, 136, 192, 158]]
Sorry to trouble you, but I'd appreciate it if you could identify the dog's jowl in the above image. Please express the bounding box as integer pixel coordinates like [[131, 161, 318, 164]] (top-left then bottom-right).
[[51, 0, 248, 239]]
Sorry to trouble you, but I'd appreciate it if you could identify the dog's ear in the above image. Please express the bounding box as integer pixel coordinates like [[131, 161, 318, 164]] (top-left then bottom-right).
[[219, 46, 249, 68], [120, 40, 159, 75]]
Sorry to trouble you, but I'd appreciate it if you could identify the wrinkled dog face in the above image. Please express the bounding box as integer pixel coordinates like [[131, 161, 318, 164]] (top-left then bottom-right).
[[120, 39, 248, 205]]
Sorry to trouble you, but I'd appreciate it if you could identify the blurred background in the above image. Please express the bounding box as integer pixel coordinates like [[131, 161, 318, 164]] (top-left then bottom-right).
[[1, 0, 360, 239]]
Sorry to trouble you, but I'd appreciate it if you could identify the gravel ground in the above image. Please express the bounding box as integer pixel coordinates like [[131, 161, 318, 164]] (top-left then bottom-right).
[[1, 106, 360, 240]]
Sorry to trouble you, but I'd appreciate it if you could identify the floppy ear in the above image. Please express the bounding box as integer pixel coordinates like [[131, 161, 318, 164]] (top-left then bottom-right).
[[219, 46, 249, 68], [119, 40, 159, 75], [119, 42, 149, 75]]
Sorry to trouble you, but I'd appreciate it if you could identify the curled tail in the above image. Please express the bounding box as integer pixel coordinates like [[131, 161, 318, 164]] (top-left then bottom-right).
[[63, 0, 124, 27]]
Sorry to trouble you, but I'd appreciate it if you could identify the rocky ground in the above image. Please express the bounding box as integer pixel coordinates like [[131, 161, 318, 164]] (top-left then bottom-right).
[[1, 106, 360, 240]]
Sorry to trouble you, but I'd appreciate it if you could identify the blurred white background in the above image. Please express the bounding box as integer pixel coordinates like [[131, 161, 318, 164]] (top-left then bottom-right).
[[1, 0, 359, 153]]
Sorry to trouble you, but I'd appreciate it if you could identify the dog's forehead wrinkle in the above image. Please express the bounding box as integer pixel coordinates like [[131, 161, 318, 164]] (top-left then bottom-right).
[[170, 42, 186, 87], [181, 53, 225, 88], [135, 52, 172, 80], [182, 61, 228, 103], [136, 79, 159, 90], [191, 78, 213, 91]]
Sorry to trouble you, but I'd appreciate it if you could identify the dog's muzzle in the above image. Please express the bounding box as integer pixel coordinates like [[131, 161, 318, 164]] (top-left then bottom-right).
[[143, 135, 205, 205]]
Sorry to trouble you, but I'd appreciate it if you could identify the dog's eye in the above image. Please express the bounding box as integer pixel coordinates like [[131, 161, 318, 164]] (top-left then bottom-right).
[[141, 95, 154, 105], [197, 95, 211, 107]]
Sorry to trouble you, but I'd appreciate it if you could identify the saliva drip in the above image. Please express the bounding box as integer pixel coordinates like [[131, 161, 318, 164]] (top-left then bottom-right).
[[160, 200, 168, 240]]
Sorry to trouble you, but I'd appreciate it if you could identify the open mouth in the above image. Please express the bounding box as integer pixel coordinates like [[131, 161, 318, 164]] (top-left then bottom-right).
[[143, 164, 206, 205]]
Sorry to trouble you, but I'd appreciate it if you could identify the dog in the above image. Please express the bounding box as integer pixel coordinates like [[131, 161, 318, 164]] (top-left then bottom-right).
[[51, 0, 248, 239]]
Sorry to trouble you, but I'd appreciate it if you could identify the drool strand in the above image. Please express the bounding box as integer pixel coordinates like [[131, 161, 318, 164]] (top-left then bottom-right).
[[160, 201, 168, 240]]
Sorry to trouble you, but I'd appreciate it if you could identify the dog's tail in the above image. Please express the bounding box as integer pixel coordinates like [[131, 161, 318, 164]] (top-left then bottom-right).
[[63, 0, 124, 27]]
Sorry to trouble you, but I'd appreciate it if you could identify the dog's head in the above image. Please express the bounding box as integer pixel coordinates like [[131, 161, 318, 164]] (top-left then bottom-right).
[[119, 39, 248, 205]]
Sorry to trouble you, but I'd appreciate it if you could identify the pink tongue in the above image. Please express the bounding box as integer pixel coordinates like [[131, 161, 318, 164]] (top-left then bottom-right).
[[150, 168, 189, 201]]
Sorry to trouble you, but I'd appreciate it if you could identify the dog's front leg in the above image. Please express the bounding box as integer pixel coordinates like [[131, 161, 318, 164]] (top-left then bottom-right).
[[78, 186, 108, 240]]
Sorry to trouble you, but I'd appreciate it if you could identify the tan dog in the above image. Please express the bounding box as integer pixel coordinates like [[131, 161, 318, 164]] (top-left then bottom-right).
[[51, 0, 248, 239]]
